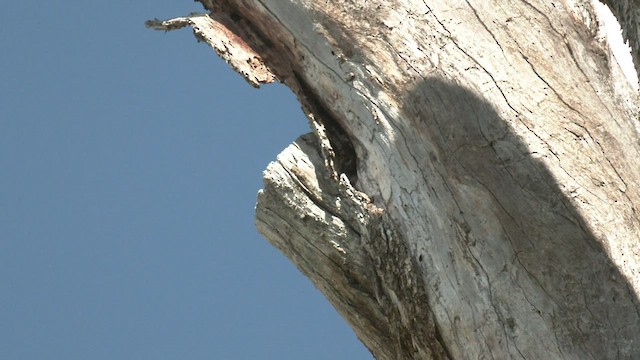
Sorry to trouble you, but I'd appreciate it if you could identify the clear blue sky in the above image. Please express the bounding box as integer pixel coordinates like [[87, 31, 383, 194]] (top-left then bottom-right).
[[0, 2, 371, 359]]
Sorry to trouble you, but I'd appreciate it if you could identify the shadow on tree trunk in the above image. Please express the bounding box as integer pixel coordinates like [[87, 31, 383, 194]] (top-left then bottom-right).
[[394, 77, 640, 357]]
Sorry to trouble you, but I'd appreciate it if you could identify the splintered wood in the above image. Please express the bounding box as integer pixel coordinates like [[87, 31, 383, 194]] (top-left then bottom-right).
[[146, 13, 275, 88]]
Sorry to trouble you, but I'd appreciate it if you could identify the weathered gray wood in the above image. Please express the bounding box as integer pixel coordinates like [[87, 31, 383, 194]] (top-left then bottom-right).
[[150, 1, 640, 358]]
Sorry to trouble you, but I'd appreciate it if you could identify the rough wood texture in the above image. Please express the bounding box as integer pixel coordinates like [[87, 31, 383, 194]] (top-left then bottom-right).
[[146, 13, 275, 87], [150, 1, 640, 358]]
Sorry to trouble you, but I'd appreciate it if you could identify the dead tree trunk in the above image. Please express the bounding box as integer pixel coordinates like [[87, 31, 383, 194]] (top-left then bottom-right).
[[148, 1, 640, 358]]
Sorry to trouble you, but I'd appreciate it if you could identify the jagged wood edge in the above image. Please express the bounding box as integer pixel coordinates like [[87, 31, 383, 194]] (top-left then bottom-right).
[[600, 0, 640, 79], [146, 13, 275, 88], [147, 1, 452, 357]]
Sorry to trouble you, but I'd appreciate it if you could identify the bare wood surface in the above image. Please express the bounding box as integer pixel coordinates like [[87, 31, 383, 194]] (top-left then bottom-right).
[[150, 1, 640, 358]]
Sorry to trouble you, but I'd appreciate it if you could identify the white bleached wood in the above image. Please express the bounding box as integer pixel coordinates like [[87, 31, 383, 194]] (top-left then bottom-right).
[[150, 1, 640, 358]]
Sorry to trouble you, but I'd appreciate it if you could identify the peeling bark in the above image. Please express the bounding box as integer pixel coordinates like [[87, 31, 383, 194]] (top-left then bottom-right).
[[149, 1, 640, 358], [146, 13, 275, 87]]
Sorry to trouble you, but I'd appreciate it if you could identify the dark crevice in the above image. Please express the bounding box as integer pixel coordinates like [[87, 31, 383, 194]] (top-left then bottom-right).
[[431, 307, 455, 359], [200, 0, 361, 184], [292, 71, 359, 184]]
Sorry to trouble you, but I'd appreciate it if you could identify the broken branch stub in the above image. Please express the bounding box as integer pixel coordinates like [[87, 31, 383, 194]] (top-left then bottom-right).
[[145, 13, 275, 88]]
